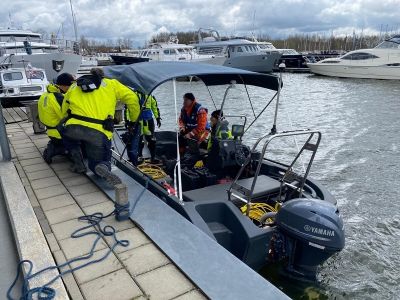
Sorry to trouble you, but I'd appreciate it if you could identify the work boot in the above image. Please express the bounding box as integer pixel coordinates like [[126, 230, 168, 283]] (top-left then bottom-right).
[[149, 158, 162, 165], [95, 164, 122, 186], [43, 141, 56, 164], [137, 157, 145, 165], [161, 155, 177, 171], [69, 149, 87, 173]]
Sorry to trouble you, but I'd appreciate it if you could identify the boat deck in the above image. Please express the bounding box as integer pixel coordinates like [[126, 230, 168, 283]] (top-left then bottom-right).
[[0, 120, 290, 300]]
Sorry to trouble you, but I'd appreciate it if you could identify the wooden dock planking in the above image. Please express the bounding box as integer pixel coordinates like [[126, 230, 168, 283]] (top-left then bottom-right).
[[2, 107, 28, 124], [13, 107, 28, 120], [6, 108, 23, 122]]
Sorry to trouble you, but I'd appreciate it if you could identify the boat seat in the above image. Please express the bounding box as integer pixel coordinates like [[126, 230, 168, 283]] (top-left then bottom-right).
[[183, 175, 281, 202]]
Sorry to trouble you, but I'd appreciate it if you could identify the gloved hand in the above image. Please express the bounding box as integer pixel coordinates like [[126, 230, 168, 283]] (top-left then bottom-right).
[[156, 118, 162, 128], [183, 133, 191, 139], [128, 121, 137, 131]]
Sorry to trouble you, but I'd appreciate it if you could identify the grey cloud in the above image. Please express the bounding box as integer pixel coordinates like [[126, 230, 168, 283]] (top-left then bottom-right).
[[2, 0, 399, 48]]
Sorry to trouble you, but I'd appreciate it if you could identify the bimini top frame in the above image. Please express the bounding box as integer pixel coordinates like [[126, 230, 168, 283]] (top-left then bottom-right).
[[102, 61, 281, 95]]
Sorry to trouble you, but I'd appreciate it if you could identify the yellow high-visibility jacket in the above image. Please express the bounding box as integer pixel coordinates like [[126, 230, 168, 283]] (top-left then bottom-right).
[[38, 84, 64, 139], [207, 120, 233, 150], [61, 78, 140, 139]]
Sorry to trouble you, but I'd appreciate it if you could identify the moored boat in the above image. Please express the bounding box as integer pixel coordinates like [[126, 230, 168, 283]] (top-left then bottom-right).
[[110, 55, 149, 65], [0, 67, 48, 108], [138, 36, 226, 66], [255, 40, 310, 69], [0, 27, 81, 82], [190, 29, 281, 72], [307, 35, 400, 79], [103, 61, 345, 281]]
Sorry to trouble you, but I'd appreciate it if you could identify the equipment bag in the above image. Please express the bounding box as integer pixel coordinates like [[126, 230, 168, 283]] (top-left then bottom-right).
[[193, 167, 217, 188], [181, 168, 201, 191]]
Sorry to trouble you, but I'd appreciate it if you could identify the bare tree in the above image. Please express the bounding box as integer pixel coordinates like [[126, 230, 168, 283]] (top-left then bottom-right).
[[122, 37, 133, 50], [35, 28, 48, 40], [106, 38, 114, 49], [79, 35, 89, 54], [116, 37, 123, 51]]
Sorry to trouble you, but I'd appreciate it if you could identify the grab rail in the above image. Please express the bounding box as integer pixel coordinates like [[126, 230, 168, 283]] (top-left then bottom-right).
[[228, 129, 321, 216]]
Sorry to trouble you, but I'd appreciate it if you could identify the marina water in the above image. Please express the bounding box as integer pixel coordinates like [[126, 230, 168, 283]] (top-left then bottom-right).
[[149, 72, 398, 299]]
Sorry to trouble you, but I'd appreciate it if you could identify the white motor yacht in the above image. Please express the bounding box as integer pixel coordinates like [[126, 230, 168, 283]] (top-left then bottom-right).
[[0, 28, 82, 82], [307, 35, 400, 79], [138, 36, 226, 66], [0, 67, 48, 108], [189, 29, 281, 72], [254, 40, 309, 69]]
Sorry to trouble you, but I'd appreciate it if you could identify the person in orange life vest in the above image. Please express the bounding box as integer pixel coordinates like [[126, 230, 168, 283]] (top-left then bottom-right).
[[178, 92, 210, 152]]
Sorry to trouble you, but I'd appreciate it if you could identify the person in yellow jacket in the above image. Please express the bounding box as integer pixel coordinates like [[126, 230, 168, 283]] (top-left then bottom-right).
[[38, 73, 75, 164], [207, 109, 232, 150], [59, 68, 140, 186], [124, 92, 162, 165]]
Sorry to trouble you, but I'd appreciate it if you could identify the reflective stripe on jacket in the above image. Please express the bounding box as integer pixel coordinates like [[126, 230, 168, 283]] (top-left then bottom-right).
[[179, 102, 210, 131], [38, 83, 64, 139]]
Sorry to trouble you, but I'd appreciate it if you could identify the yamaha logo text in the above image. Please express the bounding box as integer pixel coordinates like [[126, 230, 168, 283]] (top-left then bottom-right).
[[304, 225, 335, 237]]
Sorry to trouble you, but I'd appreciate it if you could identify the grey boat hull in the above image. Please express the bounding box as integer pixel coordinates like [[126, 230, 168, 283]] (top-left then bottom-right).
[[224, 53, 281, 73], [4, 53, 82, 82]]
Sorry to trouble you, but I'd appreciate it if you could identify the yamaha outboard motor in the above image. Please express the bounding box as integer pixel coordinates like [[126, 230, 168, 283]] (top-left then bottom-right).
[[270, 198, 345, 281]]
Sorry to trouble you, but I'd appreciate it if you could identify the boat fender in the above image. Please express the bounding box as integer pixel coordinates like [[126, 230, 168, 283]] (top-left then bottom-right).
[[162, 181, 175, 195]]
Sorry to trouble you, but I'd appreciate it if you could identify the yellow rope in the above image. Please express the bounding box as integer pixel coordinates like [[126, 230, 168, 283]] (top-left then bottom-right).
[[137, 162, 166, 179], [241, 203, 277, 223]]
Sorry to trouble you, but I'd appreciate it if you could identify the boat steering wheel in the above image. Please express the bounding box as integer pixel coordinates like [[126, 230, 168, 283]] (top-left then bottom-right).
[[234, 145, 250, 165]]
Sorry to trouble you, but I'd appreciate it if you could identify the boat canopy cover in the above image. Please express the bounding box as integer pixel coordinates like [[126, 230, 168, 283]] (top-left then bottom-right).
[[103, 61, 280, 94]]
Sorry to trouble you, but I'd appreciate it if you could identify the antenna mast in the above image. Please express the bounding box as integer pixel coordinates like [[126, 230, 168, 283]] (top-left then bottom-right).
[[252, 10, 256, 41], [69, 0, 78, 41]]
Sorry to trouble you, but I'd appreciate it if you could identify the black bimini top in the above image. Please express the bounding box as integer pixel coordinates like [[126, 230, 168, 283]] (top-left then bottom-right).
[[103, 61, 280, 94]]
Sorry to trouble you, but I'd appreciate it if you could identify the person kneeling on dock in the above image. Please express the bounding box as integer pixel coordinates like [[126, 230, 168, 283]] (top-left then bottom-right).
[[39, 73, 75, 164], [58, 68, 140, 186]]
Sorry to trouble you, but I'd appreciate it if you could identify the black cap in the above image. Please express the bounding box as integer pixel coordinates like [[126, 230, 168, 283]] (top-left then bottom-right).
[[211, 110, 222, 119], [183, 93, 195, 101], [55, 73, 75, 86]]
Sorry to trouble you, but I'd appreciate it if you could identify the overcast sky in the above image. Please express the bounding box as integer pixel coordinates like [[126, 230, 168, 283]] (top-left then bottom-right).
[[1, 0, 399, 48]]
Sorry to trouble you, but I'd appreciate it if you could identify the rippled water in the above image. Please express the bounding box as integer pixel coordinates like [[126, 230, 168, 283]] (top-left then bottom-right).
[[150, 72, 400, 299]]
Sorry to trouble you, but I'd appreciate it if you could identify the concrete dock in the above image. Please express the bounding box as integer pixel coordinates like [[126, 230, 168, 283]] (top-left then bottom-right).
[[0, 121, 207, 300], [0, 117, 290, 300]]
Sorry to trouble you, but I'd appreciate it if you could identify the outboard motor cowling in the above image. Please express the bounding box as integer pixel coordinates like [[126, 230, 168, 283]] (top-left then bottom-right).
[[274, 198, 345, 281]]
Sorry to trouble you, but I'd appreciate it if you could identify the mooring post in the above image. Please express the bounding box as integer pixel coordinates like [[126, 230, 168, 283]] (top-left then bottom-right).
[[115, 183, 129, 219], [28, 102, 46, 134], [0, 105, 12, 161]]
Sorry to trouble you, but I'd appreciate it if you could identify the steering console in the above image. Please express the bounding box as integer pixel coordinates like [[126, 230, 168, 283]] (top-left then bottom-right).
[[234, 145, 250, 165]]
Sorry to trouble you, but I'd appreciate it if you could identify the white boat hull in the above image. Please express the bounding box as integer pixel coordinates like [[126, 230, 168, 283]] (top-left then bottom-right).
[[147, 53, 226, 66], [0, 67, 49, 107], [6, 53, 82, 82], [307, 62, 400, 80]]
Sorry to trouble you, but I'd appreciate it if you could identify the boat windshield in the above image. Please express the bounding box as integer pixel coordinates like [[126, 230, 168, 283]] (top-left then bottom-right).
[[341, 52, 379, 60], [375, 35, 400, 49], [2, 72, 23, 81], [282, 49, 299, 55]]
